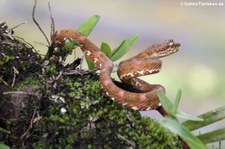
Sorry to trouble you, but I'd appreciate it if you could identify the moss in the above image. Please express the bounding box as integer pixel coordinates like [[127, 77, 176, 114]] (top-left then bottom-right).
[[30, 74, 181, 149], [0, 55, 15, 66], [45, 64, 57, 76], [16, 76, 43, 90], [0, 22, 42, 87]]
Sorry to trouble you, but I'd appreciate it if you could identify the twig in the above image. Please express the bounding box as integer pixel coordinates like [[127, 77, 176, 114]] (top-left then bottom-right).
[[0, 77, 10, 88], [48, 1, 55, 42], [15, 36, 40, 54], [0, 127, 11, 134], [2, 91, 37, 96], [117, 134, 136, 148], [63, 70, 82, 75], [20, 109, 42, 140], [9, 21, 27, 32], [11, 66, 19, 87], [53, 70, 63, 88], [32, 0, 50, 46], [55, 70, 63, 80]]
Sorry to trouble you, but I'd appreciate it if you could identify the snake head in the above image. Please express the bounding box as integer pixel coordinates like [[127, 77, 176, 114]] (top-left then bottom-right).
[[156, 39, 180, 58], [136, 39, 180, 59]]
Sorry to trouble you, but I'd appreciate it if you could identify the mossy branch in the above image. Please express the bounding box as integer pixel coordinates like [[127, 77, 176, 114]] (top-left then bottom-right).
[[0, 22, 181, 149]]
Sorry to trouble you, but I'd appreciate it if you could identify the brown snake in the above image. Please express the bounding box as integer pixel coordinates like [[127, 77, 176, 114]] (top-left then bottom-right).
[[52, 29, 180, 116]]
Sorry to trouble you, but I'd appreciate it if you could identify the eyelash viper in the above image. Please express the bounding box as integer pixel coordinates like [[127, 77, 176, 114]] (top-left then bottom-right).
[[52, 29, 180, 116]]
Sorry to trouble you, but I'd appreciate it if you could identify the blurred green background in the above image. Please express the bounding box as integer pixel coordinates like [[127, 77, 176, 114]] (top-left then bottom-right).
[[1, 0, 225, 147]]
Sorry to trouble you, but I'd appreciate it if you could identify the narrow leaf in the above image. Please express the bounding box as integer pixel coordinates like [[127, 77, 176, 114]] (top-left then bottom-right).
[[85, 56, 95, 70], [172, 89, 182, 113], [100, 42, 112, 58], [176, 111, 204, 121], [76, 15, 100, 69], [157, 91, 174, 115], [0, 144, 10, 149], [183, 105, 225, 131], [77, 15, 100, 37], [162, 118, 207, 149], [111, 35, 138, 62], [86, 42, 112, 70], [197, 127, 225, 144]]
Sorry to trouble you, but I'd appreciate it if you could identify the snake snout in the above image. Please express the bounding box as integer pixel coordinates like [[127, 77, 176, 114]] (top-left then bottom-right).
[[158, 40, 180, 57]]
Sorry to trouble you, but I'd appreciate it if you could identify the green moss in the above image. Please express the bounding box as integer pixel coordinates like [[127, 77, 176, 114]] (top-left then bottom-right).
[[45, 64, 57, 75], [16, 76, 43, 90], [32, 75, 181, 149], [0, 55, 15, 66], [0, 24, 42, 86]]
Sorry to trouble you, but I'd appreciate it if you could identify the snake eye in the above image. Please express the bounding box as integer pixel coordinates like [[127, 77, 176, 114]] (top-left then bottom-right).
[[168, 39, 174, 46], [168, 39, 174, 42], [167, 40, 180, 49]]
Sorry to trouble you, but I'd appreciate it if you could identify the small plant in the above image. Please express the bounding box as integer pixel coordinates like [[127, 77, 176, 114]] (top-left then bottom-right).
[[157, 90, 225, 149], [86, 35, 138, 70]]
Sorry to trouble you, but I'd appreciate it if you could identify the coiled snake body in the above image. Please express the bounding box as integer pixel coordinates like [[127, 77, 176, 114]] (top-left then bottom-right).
[[53, 29, 180, 115]]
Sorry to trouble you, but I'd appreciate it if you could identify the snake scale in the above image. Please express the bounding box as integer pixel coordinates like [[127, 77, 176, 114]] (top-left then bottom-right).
[[52, 29, 180, 116]]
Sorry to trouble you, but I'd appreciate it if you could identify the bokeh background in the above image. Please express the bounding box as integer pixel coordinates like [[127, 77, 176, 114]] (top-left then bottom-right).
[[1, 0, 224, 147]]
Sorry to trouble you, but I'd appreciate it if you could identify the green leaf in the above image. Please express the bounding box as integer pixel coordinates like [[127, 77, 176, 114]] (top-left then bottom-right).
[[197, 127, 225, 144], [183, 105, 225, 131], [62, 39, 80, 54], [162, 118, 207, 149], [0, 143, 10, 149], [157, 91, 174, 115], [176, 111, 203, 121], [100, 42, 112, 58], [85, 42, 112, 70], [85, 56, 96, 70], [77, 15, 100, 37], [76, 15, 100, 70], [111, 35, 138, 62], [172, 89, 182, 114]]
